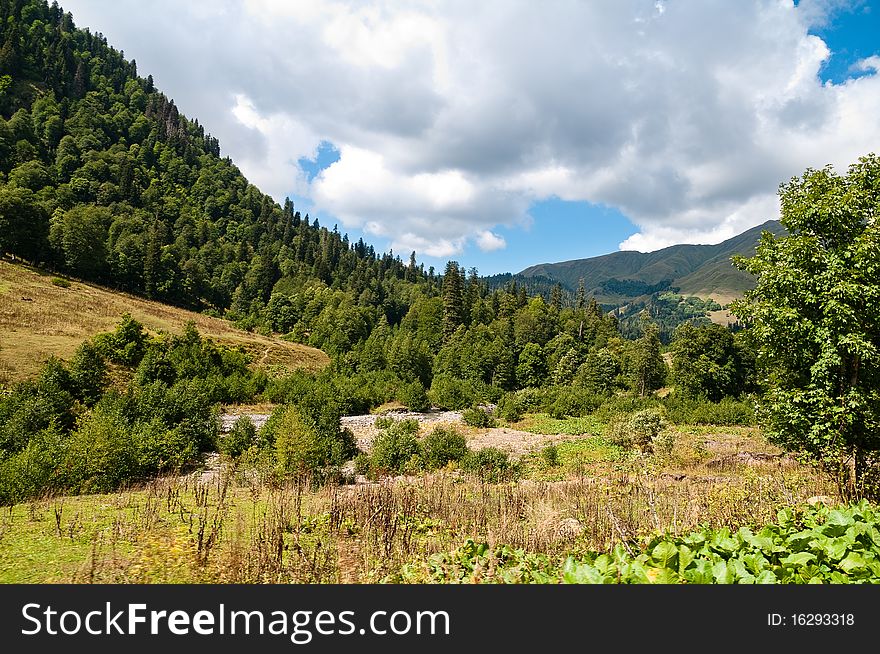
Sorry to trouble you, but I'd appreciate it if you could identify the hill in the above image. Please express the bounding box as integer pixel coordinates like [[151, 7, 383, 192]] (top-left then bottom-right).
[[0, 259, 328, 382], [519, 220, 786, 305]]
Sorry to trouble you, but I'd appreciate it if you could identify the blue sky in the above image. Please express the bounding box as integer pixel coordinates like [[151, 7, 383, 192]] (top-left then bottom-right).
[[63, 0, 880, 277], [287, 1, 880, 277]]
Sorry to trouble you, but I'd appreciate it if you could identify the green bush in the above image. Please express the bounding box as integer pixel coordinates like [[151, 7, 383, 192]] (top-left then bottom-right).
[[462, 405, 496, 428], [0, 427, 65, 505], [606, 407, 667, 453], [593, 395, 661, 422], [353, 452, 371, 476], [429, 374, 478, 410], [220, 416, 257, 458], [422, 426, 469, 469], [665, 395, 756, 426], [399, 380, 430, 412], [540, 444, 559, 468], [461, 447, 519, 483], [50, 277, 70, 288], [273, 406, 332, 479], [369, 418, 422, 476], [496, 393, 522, 422], [548, 387, 604, 419]]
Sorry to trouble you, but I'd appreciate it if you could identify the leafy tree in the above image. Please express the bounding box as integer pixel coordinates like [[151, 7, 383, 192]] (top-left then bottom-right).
[[625, 318, 666, 397], [516, 342, 547, 388], [670, 322, 743, 401], [733, 155, 880, 499], [0, 186, 48, 261]]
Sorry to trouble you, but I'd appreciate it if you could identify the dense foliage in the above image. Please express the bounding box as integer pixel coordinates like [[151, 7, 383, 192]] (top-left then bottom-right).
[[733, 155, 880, 500], [400, 501, 880, 584]]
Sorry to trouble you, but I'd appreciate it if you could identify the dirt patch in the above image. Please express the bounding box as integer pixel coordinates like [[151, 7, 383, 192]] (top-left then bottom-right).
[[222, 407, 579, 457]]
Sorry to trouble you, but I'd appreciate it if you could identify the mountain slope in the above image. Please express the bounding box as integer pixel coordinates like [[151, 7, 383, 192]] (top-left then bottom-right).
[[0, 259, 328, 382], [519, 220, 785, 304]]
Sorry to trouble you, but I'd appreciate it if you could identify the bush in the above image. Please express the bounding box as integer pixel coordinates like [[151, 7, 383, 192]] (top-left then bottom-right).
[[0, 427, 65, 505], [353, 452, 371, 476], [496, 393, 522, 422], [665, 395, 756, 426], [548, 388, 604, 419], [462, 405, 496, 428], [50, 277, 70, 288], [593, 395, 661, 422], [607, 408, 667, 453], [220, 416, 256, 458], [461, 447, 520, 483], [273, 406, 332, 479], [369, 418, 422, 476], [399, 380, 430, 412], [422, 426, 469, 469], [539, 444, 559, 468], [429, 374, 477, 410]]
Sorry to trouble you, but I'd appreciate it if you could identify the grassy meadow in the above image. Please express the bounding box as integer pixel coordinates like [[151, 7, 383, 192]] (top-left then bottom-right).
[[0, 260, 328, 382], [0, 416, 837, 584]]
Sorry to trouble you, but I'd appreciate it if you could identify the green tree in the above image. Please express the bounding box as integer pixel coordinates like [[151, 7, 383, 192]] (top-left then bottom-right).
[[516, 342, 547, 388], [442, 260, 464, 340], [670, 322, 742, 401], [626, 318, 666, 397], [51, 205, 111, 278], [0, 186, 49, 262], [732, 155, 880, 499]]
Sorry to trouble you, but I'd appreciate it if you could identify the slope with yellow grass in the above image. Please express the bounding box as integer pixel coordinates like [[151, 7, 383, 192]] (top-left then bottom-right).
[[0, 260, 328, 382]]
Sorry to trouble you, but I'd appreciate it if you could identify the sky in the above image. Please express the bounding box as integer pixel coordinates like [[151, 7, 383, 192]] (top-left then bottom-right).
[[61, 0, 880, 275]]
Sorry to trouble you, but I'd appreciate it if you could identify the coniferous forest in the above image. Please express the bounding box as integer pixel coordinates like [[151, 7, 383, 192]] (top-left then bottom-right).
[[0, 0, 879, 586]]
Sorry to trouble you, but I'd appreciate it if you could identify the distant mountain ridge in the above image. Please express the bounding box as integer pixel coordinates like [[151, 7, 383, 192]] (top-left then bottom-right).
[[518, 220, 785, 305]]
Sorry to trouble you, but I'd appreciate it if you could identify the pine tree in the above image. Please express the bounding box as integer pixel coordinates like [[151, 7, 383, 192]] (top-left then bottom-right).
[[442, 260, 464, 340]]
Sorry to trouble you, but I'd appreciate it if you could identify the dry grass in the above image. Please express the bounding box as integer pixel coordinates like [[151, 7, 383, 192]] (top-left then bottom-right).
[[0, 259, 328, 380], [0, 427, 837, 584]]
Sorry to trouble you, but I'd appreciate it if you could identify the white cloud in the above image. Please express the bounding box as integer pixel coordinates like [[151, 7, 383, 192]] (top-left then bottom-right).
[[476, 231, 506, 252], [62, 0, 880, 256]]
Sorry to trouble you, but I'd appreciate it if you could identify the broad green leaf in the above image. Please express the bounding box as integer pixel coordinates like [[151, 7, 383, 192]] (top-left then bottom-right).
[[838, 552, 868, 574], [651, 541, 678, 568], [782, 552, 817, 567], [755, 570, 778, 584], [712, 560, 733, 584]]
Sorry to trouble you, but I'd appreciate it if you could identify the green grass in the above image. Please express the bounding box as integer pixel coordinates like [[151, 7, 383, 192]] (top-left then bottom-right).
[[514, 413, 605, 436], [522, 435, 629, 480], [0, 494, 137, 583]]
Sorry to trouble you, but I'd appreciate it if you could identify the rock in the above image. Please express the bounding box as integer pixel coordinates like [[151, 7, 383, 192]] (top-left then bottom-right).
[[556, 518, 585, 538]]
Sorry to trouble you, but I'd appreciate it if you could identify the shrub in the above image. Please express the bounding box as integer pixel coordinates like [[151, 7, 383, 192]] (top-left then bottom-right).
[[369, 418, 422, 476], [496, 393, 522, 422], [274, 406, 332, 479], [50, 277, 70, 288], [540, 444, 559, 468], [62, 408, 140, 493], [548, 388, 604, 419], [593, 395, 661, 422], [665, 395, 756, 426], [399, 380, 430, 412], [422, 426, 469, 469], [429, 374, 477, 410], [220, 416, 256, 458], [462, 405, 496, 428], [461, 447, 519, 483], [0, 427, 65, 505], [607, 408, 667, 453], [353, 452, 371, 476]]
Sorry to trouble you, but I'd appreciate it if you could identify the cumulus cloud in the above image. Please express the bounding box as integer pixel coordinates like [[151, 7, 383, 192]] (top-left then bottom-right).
[[62, 0, 880, 255]]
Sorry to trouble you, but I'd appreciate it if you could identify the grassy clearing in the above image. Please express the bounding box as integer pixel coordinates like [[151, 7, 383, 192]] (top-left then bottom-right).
[[0, 260, 328, 380], [0, 425, 839, 584], [512, 413, 605, 436]]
